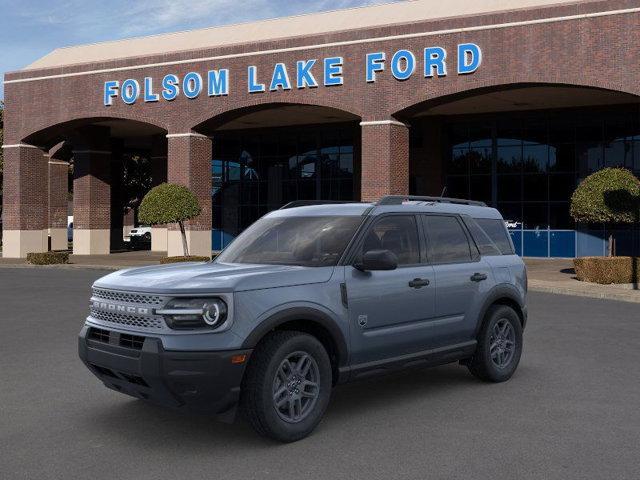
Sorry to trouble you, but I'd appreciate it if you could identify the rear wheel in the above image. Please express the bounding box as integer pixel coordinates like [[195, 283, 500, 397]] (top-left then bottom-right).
[[467, 305, 523, 382], [241, 331, 332, 442]]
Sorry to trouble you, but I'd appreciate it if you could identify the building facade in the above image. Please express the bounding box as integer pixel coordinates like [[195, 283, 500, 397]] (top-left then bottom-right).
[[3, 0, 640, 258]]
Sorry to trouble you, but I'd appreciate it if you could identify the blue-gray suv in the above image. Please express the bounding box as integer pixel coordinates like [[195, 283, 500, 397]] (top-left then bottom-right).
[[78, 196, 527, 442]]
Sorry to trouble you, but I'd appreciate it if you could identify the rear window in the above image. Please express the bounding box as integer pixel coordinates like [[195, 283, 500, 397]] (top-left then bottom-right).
[[423, 215, 472, 264], [475, 218, 515, 255]]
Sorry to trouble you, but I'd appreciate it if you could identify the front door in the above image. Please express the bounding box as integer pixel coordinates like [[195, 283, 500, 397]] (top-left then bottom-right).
[[345, 215, 436, 366]]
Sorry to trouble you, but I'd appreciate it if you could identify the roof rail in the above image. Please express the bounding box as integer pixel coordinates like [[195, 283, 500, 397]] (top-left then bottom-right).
[[279, 200, 361, 210], [376, 195, 487, 207]]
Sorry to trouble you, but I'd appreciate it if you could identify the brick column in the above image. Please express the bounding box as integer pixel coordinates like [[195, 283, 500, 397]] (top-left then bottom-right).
[[150, 134, 168, 252], [2, 144, 49, 258], [166, 133, 212, 257], [360, 120, 410, 202], [72, 127, 112, 255], [48, 159, 69, 251]]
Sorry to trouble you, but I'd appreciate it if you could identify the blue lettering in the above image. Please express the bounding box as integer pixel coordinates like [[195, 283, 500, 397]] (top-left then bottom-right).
[[103, 80, 119, 106], [208, 69, 229, 96], [366, 52, 385, 82], [248, 66, 265, 93], [424, 47, 447, 77], [121, 79, 140, 104], [324, 57, 343, 86], [457, 43, 482, 74], [183, 72, 203, 99], [270, 63, 291, 91], [161, 74, 179, 101], [143, 77, 159, 102], [390, 50, 415, 81], [296, 60, 318, 88]]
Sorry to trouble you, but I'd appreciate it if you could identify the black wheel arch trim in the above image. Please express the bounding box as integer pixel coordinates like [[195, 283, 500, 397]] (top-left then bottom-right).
[[475, 284, 527, 336], [241, 306, 349, 368]]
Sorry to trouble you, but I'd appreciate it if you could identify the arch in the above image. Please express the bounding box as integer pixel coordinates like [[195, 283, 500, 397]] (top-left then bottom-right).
[[392, 82, 640, 121], [190, 100, 361, 134], [21, 115, 168, 150]]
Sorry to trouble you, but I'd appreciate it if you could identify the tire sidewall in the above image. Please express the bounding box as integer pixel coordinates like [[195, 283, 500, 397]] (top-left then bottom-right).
[[258, 334, 332, 441], [479, 306, 523, 382]]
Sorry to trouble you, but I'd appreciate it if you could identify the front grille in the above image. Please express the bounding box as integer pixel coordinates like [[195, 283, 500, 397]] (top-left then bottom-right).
[[120, 333, 145, 350], [88, 327, 110, 343], [90, 308, 165, 330], [92, 288, 164, 306]]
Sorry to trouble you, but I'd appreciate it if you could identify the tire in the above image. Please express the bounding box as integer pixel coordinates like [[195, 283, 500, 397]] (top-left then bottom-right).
[[467, 305, 523, 383], [241, 331, 332, 442]]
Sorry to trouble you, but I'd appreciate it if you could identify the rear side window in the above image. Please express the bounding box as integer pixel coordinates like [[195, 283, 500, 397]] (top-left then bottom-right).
[[463, 217, 502, 256], [475, 218, 515, 255], [423, 215, 472, 264]]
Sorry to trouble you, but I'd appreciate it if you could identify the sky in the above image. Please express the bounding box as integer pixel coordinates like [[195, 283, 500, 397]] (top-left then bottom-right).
[[0, 0, 400, 100]]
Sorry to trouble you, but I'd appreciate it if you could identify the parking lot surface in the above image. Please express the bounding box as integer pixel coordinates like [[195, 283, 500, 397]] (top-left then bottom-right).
[[1, 268, 639, 480]]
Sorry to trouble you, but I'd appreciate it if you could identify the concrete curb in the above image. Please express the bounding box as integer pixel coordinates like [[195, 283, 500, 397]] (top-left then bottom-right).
[[0, 263, 124, 271], [528, 280, 640, 304]]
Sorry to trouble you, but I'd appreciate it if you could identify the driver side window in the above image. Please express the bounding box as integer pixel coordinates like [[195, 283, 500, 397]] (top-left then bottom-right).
[[360, 215, 420, 266]]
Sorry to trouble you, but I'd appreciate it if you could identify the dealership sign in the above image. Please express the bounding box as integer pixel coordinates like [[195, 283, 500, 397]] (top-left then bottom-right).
[[103, 43, 481, 106]]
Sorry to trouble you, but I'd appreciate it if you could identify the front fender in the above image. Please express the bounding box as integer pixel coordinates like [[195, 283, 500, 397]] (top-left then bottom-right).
[[240, 303, 349, 367]]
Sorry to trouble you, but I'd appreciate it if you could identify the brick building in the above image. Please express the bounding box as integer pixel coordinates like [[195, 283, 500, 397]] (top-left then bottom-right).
[[3, 0, 640, 258]]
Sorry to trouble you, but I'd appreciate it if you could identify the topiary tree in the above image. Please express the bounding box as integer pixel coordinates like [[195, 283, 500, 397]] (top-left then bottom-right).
[[570, 168, 640, 256], [138, 183, 202, 256]]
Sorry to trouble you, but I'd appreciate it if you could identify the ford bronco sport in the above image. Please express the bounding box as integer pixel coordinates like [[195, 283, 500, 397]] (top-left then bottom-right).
[[79, 195, 527, 442]]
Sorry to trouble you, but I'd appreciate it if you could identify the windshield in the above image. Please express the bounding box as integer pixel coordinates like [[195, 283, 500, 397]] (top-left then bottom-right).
[[216, 215, 363, 267]]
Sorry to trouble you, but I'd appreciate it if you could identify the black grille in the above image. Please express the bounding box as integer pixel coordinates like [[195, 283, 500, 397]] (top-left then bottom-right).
[[88, 328, 110, 343], [119, 334, 145, 350], [119, 372, 149, 387], [90, 363, 117, 378]]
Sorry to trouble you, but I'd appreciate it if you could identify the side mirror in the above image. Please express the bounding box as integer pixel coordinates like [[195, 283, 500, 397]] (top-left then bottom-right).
[[355, 249, 398, 271]]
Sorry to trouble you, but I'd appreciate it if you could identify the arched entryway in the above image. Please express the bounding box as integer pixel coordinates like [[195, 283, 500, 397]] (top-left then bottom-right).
[[3, 117, 167, 257], [194, 103, 361, 249], [396, 84, 640, 257]]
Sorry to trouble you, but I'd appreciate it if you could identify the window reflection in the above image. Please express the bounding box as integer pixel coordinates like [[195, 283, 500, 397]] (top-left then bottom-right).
[[212, 124, 358, 249], [445, 106, 640, 231]]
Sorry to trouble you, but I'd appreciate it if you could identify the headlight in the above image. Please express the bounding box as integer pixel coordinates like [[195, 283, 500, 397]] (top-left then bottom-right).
[[157, 298, 228, 330]]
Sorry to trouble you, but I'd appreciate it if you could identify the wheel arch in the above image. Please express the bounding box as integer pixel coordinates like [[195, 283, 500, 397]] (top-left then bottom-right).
[[241, 307, 349, 385], [475, 285, 527, 336]]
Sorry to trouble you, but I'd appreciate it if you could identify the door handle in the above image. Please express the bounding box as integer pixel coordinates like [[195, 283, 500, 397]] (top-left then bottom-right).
[[470, 272, 488, 282], [409, 278, 430, 288]]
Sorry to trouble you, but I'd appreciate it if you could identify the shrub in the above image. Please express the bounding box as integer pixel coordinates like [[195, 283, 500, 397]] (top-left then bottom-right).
[[570, 168, 640, 256], [27, 251, 70, 265], [139, 183, 202, 257], [159, 255, 210, 264], [573, 256, 640, 284]]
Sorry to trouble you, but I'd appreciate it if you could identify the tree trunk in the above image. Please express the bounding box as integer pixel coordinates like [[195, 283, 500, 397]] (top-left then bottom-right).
[[178, 221, 189, 257], [608, 233, 614, 257]]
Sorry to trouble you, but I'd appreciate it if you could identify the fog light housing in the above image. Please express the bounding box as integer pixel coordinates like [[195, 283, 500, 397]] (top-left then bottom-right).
[[157, 298, 228, 330]]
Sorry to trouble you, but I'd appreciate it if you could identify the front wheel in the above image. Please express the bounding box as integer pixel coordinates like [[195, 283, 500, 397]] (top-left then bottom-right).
[[241, 331, 332, 442], [467, 305, 523, 382]]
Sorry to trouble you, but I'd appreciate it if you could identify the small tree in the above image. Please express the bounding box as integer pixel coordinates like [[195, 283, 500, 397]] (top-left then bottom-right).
[[570, 168, 640, 256], [138, 183, 202, 256]]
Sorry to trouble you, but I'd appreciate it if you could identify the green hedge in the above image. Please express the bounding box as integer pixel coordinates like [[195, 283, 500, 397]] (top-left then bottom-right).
[[574, 256, 640, 284], [27, 251, 70, 265], [159, 255, 211, 264]]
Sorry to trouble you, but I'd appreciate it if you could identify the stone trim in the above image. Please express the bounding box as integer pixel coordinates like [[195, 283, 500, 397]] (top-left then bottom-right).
[[360, 120, 409, 127]]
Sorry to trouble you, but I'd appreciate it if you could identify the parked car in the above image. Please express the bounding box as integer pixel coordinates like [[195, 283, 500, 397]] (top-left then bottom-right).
[[67, 216, 73, 242], [126, 226, 152, 250], [79, 196, 527, 442]]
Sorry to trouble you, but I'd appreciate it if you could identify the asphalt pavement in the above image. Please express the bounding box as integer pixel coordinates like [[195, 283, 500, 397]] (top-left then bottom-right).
[[1, 268, 639, 480]]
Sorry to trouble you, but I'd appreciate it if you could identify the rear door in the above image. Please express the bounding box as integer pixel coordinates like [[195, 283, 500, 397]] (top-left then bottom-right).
[[422, 214, 492, 345], [345, 214, 436, 365]]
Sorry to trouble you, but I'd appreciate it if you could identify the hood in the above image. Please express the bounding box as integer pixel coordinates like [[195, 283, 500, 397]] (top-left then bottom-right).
[[93, 261, 335, 294]]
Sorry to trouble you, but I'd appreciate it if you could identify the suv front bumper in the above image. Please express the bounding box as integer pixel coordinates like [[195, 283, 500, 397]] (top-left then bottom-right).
[[78, 326, 251, 417]]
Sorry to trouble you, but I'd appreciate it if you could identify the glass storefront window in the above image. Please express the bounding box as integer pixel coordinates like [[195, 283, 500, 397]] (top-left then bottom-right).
[[445, 105, 640, 238], [212, 124, 358, 248]]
